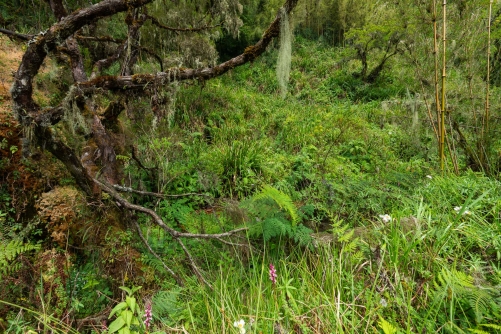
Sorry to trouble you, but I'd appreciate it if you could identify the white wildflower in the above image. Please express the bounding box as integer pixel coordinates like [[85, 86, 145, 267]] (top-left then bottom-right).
[[379, 214, 392, 223], [234, 319, 246, 334], [454, 206, 471, 215], [426, 175, 432, 179]]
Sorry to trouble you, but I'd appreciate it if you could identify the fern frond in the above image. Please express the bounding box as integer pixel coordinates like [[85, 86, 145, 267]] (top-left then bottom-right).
[[253, 185, 298, 225], [378, 316, 398, 334], [291, 224, 313, 246], [478, 324, 501, 330], [338, 228, 355, 243], [468, 329, 489, 334], [434, 268, 495, 322], [0, 239, 40, 279], [262, 218, 289, 241], [343, 238, 359, 254], [142, 255, 169, 274], [152, 288, 183, 319], [350, 250, 364, 264]]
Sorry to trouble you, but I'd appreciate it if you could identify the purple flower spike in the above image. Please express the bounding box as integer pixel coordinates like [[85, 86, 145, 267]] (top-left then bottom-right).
[[269, 263, 277, 285], [144, 302, 153, 330]]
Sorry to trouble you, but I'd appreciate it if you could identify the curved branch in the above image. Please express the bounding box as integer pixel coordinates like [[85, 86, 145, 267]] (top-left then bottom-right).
[[38, 127, 95, 195], [12, 0, 155, 120], [140, 47, 164, 72], [95, 179, 248, 240]]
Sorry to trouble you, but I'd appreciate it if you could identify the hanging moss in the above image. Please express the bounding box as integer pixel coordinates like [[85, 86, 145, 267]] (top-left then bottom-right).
[[276, 8, 292, 99]]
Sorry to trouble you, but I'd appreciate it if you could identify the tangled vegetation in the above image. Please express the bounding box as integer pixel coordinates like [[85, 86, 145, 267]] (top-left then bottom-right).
[[1, 0, 501, 333]]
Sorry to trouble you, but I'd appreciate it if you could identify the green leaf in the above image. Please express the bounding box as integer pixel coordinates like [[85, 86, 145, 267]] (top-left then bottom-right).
[[131, 286, 142, 294], [108, 317, 126, 333], [253, 185, 298, 226], [109, 302, 128, 319], [479, 324, 501, 330], [126, 296, 136, 314], [119, 286, 133, 296], [118, 327, 131, 334], [121, 310, 133, 327]]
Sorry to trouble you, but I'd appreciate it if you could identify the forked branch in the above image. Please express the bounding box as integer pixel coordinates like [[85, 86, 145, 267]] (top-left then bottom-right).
[[94, 179, 248, 287]]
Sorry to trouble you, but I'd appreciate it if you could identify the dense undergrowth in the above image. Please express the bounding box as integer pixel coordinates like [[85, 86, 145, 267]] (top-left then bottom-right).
[[2, 35, 501, 333]]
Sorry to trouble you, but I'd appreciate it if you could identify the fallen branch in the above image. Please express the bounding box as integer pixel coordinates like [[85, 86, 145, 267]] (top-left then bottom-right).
[[177, 237, 213, 289], [0, 27, 33, 41], [94, 178, 248, 287], [113, 184, 210, 199], [132, 216, 184, 286]]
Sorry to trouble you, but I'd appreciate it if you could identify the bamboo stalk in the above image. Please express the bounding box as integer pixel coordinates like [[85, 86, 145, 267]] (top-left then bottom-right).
[[433, 0, 440, 140], [440, 0, 447, 172], [432, 0, 443, 169], [481, 0, 493, 172]]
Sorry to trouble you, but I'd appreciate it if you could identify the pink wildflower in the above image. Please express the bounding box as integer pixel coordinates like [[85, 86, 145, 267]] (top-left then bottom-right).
[[269, 263, 277, 285], [101, 320, 108, 331], [144, 302, 153, 330]]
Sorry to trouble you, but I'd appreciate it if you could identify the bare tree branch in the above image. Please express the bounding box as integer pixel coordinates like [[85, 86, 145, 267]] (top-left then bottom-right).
[[0, 28, 33, 41], [177, 237, 213, 289], [113, 184, 210, 199], [132, 216, 184, 286], [95, 179, 248, 239], [94, 178, 248, 286]]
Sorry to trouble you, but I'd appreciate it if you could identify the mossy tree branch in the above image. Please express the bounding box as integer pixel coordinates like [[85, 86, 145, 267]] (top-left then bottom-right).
[[2, 0, 299, 283]]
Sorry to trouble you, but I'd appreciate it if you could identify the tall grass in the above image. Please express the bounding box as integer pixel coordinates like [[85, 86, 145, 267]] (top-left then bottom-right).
[[149, 178, 501, 332]]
